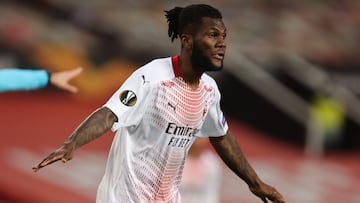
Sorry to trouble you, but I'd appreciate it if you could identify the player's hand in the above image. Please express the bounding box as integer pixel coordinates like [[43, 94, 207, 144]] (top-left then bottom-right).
[[50, 67, 83, 93], [249, 182, 286, 203], [32, 144, 75, 172]]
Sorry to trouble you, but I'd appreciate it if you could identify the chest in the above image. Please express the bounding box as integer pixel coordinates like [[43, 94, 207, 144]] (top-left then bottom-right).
[[149, 79, 215, 128]]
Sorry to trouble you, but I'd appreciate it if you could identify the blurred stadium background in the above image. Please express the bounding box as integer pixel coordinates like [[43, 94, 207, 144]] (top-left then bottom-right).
[[0, 0, 359, 202]]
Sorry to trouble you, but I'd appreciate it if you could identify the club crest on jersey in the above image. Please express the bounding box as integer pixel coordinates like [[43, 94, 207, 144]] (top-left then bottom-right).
[[119, 90, 137, 106]]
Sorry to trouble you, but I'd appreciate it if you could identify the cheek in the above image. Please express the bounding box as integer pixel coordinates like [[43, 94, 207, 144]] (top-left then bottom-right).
[[197, 42, 213, 54], [193, 39, 214, 56], [203, 40, 217, 52], [195, 37, 213, 48]]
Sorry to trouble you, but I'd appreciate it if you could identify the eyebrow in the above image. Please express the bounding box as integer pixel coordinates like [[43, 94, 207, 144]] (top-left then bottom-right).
[[209, 27, 227, 32]]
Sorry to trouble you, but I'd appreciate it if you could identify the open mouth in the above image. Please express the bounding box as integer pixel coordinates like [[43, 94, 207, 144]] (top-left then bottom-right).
[[214, 53, 224, 60]]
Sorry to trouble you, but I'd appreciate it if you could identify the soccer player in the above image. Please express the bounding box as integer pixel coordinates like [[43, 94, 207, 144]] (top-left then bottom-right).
[[0, 67, 82, 93], [32, 4, 286, 203]]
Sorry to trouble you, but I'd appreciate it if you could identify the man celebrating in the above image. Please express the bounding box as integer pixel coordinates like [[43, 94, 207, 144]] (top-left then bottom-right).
[[33, 4, 286, 203]]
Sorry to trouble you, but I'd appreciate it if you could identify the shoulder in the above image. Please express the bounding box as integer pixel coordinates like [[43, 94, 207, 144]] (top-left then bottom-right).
[[136, 57, 172, 75], [202, 73, 219, 89], [202, 73, 222, 100], [132, 57, 173, 82]]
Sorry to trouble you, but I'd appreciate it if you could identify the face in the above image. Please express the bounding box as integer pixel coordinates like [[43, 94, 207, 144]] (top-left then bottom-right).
[[191, 17, 227, 72]]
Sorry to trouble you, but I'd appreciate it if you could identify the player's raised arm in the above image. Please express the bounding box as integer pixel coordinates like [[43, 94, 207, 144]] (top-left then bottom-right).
[[32, 107, 117, 172], [209, 131, 286, 203]]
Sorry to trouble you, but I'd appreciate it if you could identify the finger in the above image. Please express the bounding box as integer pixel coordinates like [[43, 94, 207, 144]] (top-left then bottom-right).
[[68, 67, 83, 78], [32, 154, 64, 171], [32, 159, 55, 172], [61, 157, 68, 163], [272, 192, 285, 203], [62, 84, 78, 93], [40, 156, 63, 166], [278, 196, 286, 203], [32, 161, 49, 172], [32, 165, 41, 172], [63, 68, 81, 93]]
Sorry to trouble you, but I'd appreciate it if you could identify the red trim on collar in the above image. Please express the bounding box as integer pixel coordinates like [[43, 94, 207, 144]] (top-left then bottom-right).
[[171, 55, 181, 77]]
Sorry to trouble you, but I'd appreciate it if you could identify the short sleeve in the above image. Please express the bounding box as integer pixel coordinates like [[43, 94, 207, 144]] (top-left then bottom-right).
[[103, 69, 151, 131], [197, 88, 228, 138]]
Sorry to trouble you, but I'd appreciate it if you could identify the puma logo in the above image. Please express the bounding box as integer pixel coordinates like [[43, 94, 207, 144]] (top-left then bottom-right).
[[168, 102, 178, 112], [141, 75, 150, 85]]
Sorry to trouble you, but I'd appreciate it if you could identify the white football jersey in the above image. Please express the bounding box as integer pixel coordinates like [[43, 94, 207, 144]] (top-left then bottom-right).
[[97, 56, 228, 203]]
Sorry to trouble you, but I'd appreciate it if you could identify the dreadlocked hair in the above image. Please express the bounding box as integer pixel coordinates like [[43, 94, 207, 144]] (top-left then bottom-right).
[[165, 4, 222, 42], [165, 7, 183, 42]]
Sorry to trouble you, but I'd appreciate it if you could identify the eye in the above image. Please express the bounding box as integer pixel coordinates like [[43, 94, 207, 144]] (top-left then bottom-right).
[[222, 33, 227, 40], [208, 31, 226, 40], [208, 32, 219, 38]]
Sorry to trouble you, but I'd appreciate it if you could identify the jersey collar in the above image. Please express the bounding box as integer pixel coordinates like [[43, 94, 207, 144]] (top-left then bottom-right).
[[171, 55, 181, 77]]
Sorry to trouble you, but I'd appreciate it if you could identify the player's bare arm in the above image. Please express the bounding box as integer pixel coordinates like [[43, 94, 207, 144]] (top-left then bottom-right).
[[209, 131, 286, 203], [65, 107, 117, 149], [32, 107, 117, 172]]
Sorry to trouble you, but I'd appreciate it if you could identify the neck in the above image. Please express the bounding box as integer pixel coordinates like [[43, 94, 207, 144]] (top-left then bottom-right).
[[178, 55, 203, 88]]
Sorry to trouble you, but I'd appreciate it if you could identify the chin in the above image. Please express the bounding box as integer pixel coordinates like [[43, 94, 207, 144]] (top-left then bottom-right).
[[191, 53, 224, 72], [215, 65, 224, 71], [209, 61, 224, 71], [207, 65, 223, 72]]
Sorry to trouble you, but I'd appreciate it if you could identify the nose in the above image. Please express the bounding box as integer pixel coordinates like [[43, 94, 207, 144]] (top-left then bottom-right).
[[216, 38, 226, 48]]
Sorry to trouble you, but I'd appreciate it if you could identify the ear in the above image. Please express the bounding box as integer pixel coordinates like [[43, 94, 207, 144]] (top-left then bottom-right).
[[180, 34, 193, 50]]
